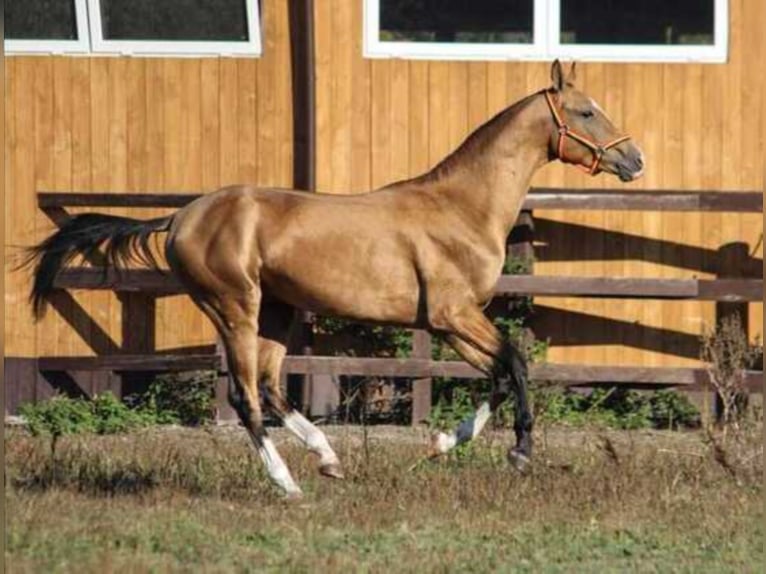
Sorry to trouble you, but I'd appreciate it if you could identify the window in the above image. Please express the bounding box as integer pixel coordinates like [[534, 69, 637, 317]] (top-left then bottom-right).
[[5, 0, 262, 56], [364, 0, 728, 63], [5, 0, 90, 54], [87, 0, 261, 56]]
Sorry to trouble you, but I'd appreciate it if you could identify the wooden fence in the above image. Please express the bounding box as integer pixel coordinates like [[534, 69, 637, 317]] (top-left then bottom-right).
[[4, 188, 762, 421]]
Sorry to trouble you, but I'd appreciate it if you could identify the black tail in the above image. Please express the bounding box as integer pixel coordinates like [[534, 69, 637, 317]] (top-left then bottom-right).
[[21, 213, 173, 320]]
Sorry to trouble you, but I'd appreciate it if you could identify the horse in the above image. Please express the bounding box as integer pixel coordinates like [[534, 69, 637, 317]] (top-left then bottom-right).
[[23, 60, 643, 498]]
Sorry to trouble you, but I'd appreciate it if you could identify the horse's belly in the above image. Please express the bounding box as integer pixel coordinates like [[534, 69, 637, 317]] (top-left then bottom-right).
[[262, 256, 420, 325]]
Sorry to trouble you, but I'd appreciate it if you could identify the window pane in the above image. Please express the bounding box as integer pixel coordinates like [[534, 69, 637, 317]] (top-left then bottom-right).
[[561, 0, 714, 45], [99, 0, 249, 41], [5, 0, 78, 40], [380, 0, 534, 44]]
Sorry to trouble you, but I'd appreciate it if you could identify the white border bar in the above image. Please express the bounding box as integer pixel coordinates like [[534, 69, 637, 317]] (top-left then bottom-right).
[[5, 0, 90, 55]]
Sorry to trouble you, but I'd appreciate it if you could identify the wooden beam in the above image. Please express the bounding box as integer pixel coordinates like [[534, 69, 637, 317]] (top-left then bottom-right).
[[523, 189, 762, 212], [53, 269, 762, 301], [495, 276, 763, 301], [38, 192, 201, 208], [38, 189, 763, 213], [35, 353, 762, 393], [53, 268, 183, 294], [38, 354, 222, 372]]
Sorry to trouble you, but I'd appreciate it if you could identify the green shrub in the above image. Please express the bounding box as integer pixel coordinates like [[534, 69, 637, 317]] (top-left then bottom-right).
[[129, 371, 216, 426], [535, 387, 700, 430], [20, 395, 97, 439]]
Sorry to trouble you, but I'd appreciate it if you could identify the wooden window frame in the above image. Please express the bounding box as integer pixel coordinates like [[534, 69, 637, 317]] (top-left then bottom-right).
[[5, 0, 91, 55], [364, 0, 728, 63]]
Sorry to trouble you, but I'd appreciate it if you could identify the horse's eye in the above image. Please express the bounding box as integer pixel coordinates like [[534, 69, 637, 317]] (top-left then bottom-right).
[[581, 110, 594, 119]]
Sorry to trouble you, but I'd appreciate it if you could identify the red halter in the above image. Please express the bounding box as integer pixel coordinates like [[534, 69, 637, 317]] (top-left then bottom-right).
[[544, 90, 631, 175]]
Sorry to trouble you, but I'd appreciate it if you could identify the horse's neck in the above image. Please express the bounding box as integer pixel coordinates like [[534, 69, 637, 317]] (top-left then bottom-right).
[[431, 95, 551, 241]]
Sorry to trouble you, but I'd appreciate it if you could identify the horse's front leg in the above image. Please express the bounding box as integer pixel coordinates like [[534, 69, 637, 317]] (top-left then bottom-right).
[[429, 305, 534, 470]]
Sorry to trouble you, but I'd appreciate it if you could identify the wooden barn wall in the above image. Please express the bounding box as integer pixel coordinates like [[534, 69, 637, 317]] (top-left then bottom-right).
[[4, 0, 763, 369], [313, 0, 763, 367], [4, 0, 294, 358]]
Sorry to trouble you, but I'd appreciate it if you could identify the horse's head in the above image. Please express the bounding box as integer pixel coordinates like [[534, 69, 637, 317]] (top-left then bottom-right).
[[545, 60, 644, 182]]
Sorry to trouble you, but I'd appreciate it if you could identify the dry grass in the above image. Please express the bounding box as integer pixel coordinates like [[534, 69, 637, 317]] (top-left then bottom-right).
[[5, 423, 763, 573]]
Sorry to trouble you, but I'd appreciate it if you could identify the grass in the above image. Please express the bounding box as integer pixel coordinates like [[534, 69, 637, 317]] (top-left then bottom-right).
[[5, 423, 763, 573]]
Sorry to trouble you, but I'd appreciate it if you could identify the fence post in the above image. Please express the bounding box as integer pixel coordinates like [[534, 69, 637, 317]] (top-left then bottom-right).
[[119, 293, 156, 398], [508, 210, 535, 270], [506, 209, 536, 340], [411, 330, 432, 425]]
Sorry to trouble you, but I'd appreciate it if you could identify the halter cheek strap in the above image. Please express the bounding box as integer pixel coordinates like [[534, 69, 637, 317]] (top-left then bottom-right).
[[544, 90, 631, 175]]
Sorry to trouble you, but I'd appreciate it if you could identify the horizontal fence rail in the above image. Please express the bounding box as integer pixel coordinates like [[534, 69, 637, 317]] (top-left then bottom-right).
[[53, 268, 763, 302], [38, 188, 764, 212], [35, 354, 762, 393]]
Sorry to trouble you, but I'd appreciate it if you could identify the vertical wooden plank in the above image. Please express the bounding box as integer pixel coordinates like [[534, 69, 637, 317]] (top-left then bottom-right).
[[700, 60, 725, 356], [428, 62, 450, 168], [162, 59, 184, 191], [408, 61, 430, 178], [7, 59, 38, 356], [349, 0, 372, 191], [238, 59, 258, 184], [181, 60, 202, 192], [69, 58, 93, 359], [200, 60, 221, 191], [641, 65, 664, 366], [52, 58, 74, 356], [219, 59, 239, 186], [467, 62, 488, 134], [126, 58, 147, 192], [680, 64, 705, 368], [371, 59, 392, 189], [660, 63, 686, 365], [329, 0, 353, 193], [34, 58, 58, 358], [273, 0, 294, 189], [314, 0, 333, 191], [600, 64, 627, 366], [144, 59, 167, 351], [485, 61, 507, 117], [389, 59, 410, 183], [447, 62, 468, 152], [257, 2, 279, 188]]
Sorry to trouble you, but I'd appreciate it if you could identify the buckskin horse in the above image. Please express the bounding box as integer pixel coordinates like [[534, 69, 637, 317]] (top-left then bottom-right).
[[24, 61, 643, 498]]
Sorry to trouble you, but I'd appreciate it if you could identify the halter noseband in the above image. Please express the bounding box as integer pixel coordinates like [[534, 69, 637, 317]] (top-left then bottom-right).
[[544, 90, 631, 175]]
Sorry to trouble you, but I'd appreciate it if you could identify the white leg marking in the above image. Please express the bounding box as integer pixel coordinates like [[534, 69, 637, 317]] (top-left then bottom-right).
[[284, 411, 340, 466], [432, 402, 491, 455], [257, 437, 302, 497]]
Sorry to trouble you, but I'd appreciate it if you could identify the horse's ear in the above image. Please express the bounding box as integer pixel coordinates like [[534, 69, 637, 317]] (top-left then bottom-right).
[[566, 61, 577, 85], [550, 59, 565, 91]]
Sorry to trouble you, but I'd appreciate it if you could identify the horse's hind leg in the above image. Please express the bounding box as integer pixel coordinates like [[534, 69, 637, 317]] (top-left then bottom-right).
[[258, 301, 344, 479], [198, 293, 303, 498], [431, 305, 533, 470]]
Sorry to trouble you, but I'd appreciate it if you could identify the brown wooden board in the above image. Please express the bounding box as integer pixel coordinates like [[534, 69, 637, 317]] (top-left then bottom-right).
[[38, 189, 763, 212]]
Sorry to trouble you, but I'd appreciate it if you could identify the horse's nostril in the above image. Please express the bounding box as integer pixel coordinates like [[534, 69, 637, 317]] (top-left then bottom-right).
[[634, 156, 644, 170]]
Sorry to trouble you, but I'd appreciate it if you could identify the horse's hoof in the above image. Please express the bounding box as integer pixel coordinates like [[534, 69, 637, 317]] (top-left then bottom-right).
[[319, 463, 345, 480], [427, 431, 449, 458], [508, 448, 531, 473], [283, 489, 304, 502]]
